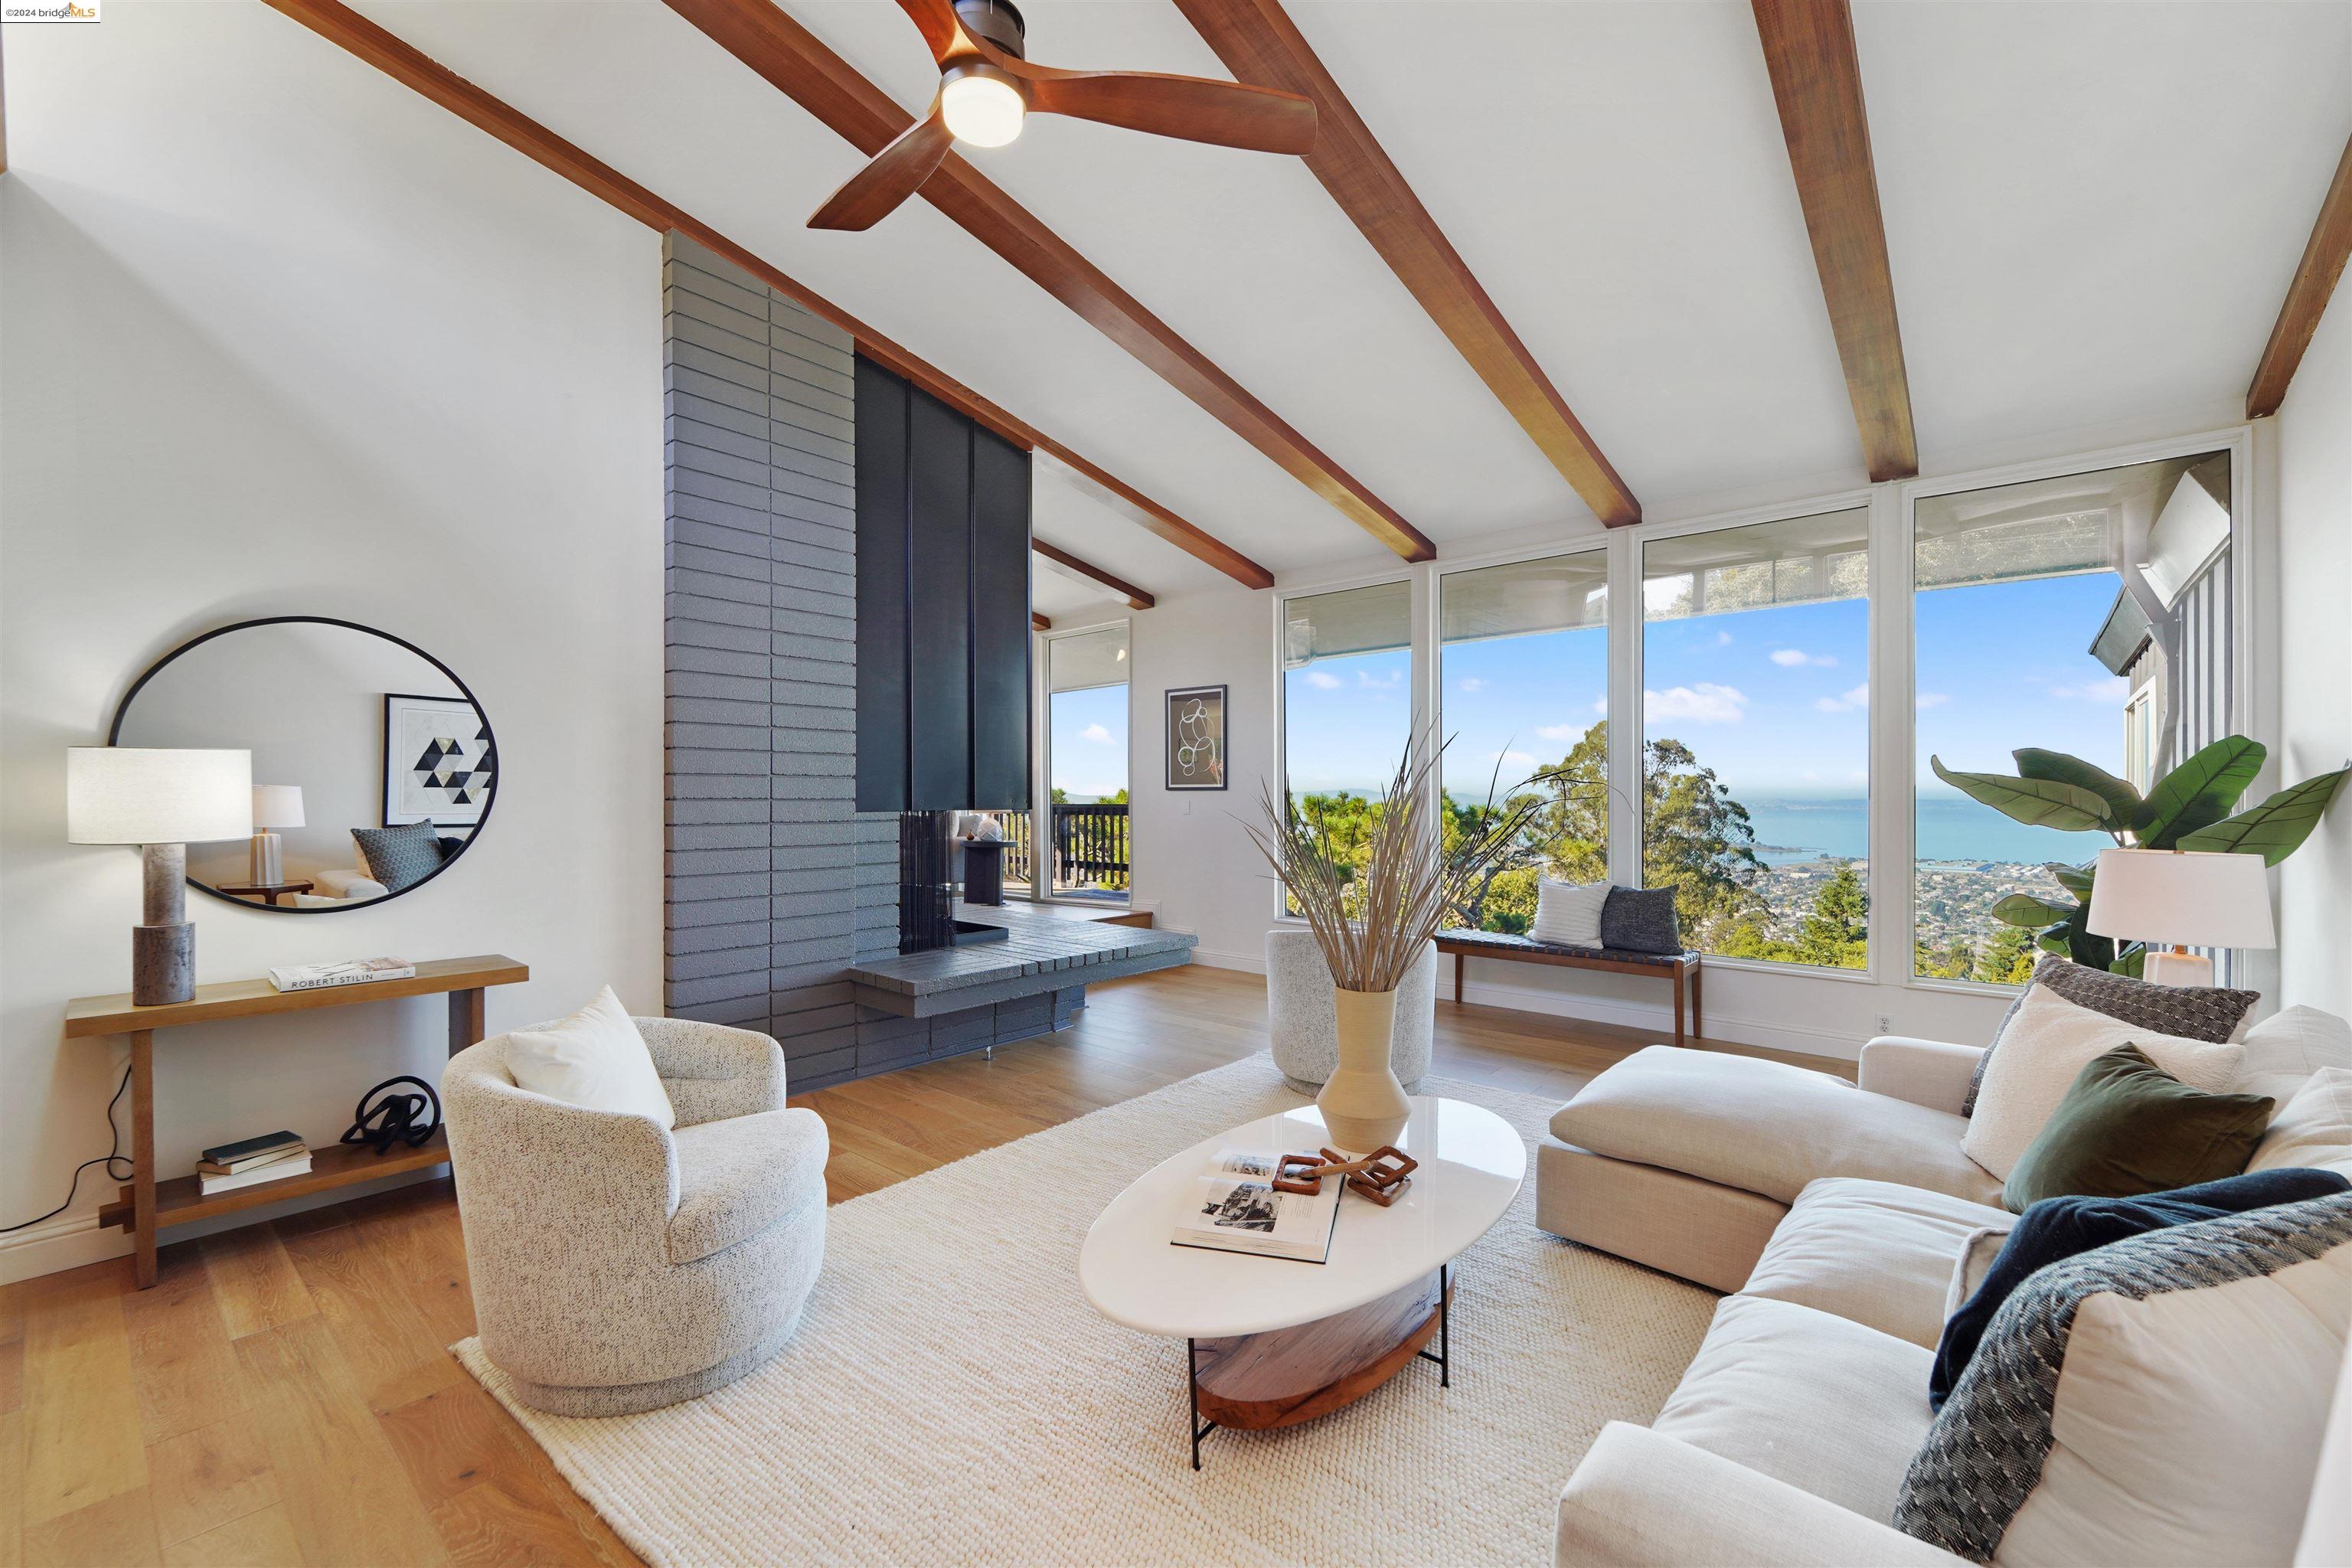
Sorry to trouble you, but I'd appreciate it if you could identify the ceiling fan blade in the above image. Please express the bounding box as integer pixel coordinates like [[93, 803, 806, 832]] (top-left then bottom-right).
[[1014, 65, 1315, 155], [808, 105, 955, 230], [897, 0, 971, 66]]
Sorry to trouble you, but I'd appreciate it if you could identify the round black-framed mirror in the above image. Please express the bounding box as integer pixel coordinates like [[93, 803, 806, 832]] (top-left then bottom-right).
[[109, 616, 498, 914]]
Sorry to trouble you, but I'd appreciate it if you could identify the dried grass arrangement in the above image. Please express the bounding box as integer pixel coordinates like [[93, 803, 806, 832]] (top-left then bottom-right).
[[1246, 734, 1544, 995]]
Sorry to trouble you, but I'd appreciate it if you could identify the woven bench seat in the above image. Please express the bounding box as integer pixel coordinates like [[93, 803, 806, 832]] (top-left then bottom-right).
[[1436, 929, 1704, 1045]]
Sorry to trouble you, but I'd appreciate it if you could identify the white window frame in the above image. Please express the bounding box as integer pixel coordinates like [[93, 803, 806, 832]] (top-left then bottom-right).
[[1263, 422, 2259, 990], [1897, 423, 2256, 998], [1624, 492, 1880, 982], [1269, 567, 1418, 923]]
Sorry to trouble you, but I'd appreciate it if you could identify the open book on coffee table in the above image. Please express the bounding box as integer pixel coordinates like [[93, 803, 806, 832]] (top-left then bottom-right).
[[1171, 1147, 1343, 1263]]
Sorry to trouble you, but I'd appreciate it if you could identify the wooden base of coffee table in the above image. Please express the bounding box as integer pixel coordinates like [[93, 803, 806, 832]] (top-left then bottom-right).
[[1183, 1264, 1451, 1468]]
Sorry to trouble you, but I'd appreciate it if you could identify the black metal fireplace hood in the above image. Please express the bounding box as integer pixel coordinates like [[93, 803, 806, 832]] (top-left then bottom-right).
[[853, 354, 1033, 815]]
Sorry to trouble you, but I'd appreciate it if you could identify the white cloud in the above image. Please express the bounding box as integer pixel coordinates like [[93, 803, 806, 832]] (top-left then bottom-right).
[[1080, 723, 1114, 745], [1645, 683, 1747, 723], [1357, 668, 1403, 690], [1303, 670, 1344, 690], [1457, 677, 1488, 694], [1487, 750, 1539, 773], [1917, 692, 1951, 710], [1814, 683, 1870, 714], [1716, 630, 1734, 646], [1536, 722, 1587, 741], [2049, 676, 2132, 703], [1771, 648, 1837, 668]]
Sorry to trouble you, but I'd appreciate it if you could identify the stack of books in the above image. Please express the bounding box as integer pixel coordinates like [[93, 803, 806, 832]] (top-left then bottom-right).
[[198, 1131, 312, 1195]]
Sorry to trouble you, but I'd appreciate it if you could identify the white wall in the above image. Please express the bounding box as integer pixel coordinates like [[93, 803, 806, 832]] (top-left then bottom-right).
[[2275, 283, 2352, 1018], [1103, 589, 1283, 965], [0, 5, 665, 1279]]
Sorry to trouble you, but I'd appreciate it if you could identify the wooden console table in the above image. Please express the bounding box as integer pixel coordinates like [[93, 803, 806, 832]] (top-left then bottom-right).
[[65, 953, 529, 1289]]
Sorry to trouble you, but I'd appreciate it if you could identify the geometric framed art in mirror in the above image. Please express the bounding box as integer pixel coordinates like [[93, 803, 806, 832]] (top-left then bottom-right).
[[109, 616, 498, 913]]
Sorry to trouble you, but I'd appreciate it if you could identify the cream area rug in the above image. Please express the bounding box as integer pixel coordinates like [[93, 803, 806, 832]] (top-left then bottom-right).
[[454, 1056, 1717, 1567]]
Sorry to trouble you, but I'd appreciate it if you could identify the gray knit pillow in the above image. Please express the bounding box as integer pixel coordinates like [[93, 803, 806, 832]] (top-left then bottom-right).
[[1599, 886, 1682, 955], [1893, 1191, 2352, 1563], [352, 822, 446, 893], [1964, 956, 2258, 1116]]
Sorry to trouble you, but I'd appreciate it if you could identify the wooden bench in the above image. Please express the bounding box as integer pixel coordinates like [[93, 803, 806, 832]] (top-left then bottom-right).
[[1436, 929, 1704, 1047]]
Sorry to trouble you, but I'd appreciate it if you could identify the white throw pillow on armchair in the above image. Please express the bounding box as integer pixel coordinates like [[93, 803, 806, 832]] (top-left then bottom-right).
[[505, 986, 675, 1130], [1960, 983, 2244, 1181]]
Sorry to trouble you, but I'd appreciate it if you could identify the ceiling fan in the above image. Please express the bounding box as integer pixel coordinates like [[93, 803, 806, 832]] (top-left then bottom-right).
[[809, 0, 1318, 231]]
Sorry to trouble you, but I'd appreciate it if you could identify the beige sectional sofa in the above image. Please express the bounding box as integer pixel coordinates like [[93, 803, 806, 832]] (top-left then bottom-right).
[[1539, 1008, 2352, 1566]]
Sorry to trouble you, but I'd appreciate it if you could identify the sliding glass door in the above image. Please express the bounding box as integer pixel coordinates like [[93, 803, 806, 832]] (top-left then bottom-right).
[[1042, 625, 1130, 902]]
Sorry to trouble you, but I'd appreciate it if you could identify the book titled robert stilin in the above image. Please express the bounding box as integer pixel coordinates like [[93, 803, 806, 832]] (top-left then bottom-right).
[[1170, 1148, 1343, 1264], [266, 957, 416, 993]]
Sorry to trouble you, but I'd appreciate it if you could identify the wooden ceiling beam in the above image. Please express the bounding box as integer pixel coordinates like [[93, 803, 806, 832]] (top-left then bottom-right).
[[2247, 129, 2352, 420], [256, 0, 1272, 593], [1033, 541, 1155, 610], [1176, 0, 1640, 528], [662, 0, 1435, 564], [1031, 611, 1051, 631], [1752, 0, 1918, 482]]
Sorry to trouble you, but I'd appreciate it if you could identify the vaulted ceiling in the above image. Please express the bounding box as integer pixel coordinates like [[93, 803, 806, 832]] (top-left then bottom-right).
[[335, 1, 2352, 614]]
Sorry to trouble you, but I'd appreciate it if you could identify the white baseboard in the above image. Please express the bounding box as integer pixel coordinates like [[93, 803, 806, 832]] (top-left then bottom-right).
[[1184, 943, 1266, 975], [1456, 977, 1861, 1063], [0, 1213, 128, 1284]]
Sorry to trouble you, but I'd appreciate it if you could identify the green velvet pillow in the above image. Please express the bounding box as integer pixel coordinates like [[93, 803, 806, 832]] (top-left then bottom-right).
[[2003, 1044, 2275, 1213]]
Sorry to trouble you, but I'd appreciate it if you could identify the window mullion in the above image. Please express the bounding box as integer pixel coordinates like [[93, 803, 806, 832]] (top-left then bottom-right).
[[1606, 528, 1642, 888], [1870, 480, 1912, 987]]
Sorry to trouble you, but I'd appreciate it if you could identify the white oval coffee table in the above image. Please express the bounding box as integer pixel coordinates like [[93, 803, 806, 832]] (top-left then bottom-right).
[[1079, 1095, 1525, 1468]]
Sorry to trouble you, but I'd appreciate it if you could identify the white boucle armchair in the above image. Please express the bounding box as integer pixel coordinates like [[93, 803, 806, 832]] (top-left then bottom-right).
[[443, 1017, 828, 1416]]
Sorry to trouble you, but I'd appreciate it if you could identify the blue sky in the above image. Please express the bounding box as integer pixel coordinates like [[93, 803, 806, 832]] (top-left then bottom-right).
[[1285, 651, 1413, 795], [1050, 684, 1129, 799], [1282, 570, 2128, 804]]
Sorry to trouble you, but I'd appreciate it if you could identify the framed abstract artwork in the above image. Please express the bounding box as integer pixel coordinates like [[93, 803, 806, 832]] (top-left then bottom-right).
[[384, 691, 495, 827], [1165, 684, 1227, 791]]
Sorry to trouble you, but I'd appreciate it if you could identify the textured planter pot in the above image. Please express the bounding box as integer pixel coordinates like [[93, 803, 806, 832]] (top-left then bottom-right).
[[1318, 985, 1410, 1153]]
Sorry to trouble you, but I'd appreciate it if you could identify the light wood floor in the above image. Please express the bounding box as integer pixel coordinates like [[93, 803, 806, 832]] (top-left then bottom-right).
[[1, 965, 1847, 1567]]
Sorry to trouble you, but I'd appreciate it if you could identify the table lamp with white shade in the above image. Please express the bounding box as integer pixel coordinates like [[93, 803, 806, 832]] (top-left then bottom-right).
[[2086, 847, 2275, 988], [249, 784, 305, 885], [67, 748, 252, 1005]]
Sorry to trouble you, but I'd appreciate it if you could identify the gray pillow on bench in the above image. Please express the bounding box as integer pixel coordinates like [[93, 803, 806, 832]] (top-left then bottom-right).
[[1599, 886, 1682, 955]]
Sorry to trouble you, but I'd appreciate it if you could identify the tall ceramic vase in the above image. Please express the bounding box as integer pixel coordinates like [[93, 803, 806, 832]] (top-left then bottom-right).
[[1319, 985, 1411, 1153]]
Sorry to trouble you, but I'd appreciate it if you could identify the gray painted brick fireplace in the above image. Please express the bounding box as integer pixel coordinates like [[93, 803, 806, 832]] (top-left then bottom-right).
[[661, 233, 1081, 1091]]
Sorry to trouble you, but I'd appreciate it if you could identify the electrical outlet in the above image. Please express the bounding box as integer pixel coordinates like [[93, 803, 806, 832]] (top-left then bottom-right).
[[1877, 1014, 1893, 1035]]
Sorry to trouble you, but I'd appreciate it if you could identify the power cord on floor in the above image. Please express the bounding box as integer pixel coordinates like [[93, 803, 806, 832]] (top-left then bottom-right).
[[2, 1060, 135, 1231]]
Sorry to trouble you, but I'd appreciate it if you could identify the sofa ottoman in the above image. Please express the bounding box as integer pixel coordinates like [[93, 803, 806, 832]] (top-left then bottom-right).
[[1540, 1044, 2002, 1291]]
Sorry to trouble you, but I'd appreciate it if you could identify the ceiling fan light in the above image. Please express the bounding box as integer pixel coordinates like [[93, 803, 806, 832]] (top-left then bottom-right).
[[942, 72, 1024, 148]]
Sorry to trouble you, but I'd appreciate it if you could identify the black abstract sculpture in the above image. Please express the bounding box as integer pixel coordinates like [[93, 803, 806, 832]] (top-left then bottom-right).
[[341, 1075, 442, 1155]]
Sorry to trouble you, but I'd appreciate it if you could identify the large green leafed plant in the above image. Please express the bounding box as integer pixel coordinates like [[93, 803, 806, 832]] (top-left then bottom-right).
[[1930, 737, 2348, 975]]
